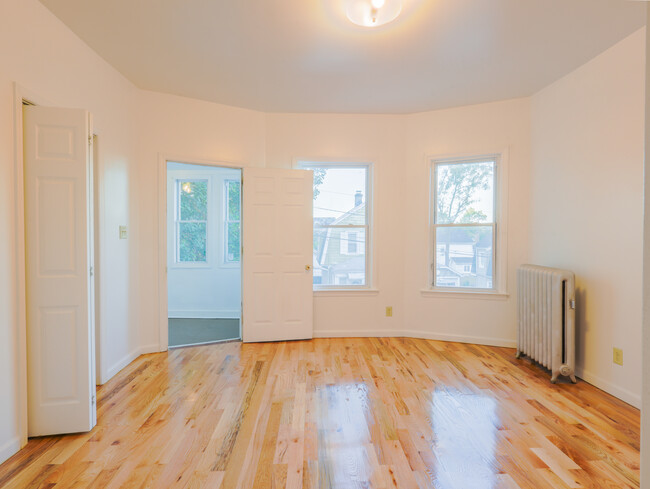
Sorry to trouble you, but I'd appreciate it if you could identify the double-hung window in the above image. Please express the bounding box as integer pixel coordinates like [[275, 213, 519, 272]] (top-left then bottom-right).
[[224, 179, 241, 263], [431, 156, 497, 290], [175, 179, 209, 263], [298, 162, 371, 289]]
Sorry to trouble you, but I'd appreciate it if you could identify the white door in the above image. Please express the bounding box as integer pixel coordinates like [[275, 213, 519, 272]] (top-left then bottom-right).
[[242, 168, 313, 342], [24, 106, 96, 436]]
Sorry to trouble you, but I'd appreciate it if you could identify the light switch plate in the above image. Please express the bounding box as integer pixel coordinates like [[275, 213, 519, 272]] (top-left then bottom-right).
[[119, 225, 127, 239]]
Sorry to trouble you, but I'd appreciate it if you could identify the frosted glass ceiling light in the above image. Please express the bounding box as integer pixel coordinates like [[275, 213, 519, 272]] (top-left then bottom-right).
[[346, 0, 402, 27]]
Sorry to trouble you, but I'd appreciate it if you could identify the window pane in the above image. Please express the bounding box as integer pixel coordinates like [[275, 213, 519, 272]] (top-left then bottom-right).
[[227, 181, 240, 221], [435, 226, 493, 288], [436, 161, 494, 224], [179, 180, 208, 221], [179, 222, 207, 262], [226, 222, 240, 262], [313, 227, 365, 286], [312, 167, 367, 223]]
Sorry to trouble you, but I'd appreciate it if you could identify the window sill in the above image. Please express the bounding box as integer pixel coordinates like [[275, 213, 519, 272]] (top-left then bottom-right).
[[169, 263, 212, 270], [420, 289, 509, 300], [314, 288, 380, 297]]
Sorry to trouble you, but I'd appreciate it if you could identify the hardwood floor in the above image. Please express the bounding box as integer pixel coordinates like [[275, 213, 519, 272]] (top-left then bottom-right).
[[0, 338, 639, 488]]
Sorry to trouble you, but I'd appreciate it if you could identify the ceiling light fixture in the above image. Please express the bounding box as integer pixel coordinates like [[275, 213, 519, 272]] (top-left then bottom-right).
[[346, 0, 402, 27]]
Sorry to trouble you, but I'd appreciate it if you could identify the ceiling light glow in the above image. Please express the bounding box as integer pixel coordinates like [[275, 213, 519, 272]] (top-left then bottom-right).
[[346, 0, 402, 27]]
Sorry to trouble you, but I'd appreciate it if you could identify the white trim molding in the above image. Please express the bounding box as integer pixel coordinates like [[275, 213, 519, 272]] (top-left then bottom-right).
[[103, 343, 160, 384], [168, 310, 241, 319], [0, 436, 21, 465], [575, 366, 641, 409], [419, 289, 509, 300], [313, 329, 516, 348], [402, 330, 516, 348]]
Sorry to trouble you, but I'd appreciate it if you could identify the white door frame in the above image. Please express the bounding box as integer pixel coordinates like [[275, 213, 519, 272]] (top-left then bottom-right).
[[12, 83, 101, 448], [157, 154, 244, 351], [13, 82, 103, 448]]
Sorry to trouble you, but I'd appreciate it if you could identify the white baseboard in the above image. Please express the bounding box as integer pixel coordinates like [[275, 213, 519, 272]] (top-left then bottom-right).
[[168, 310, 240, 319], [574, 366, 641, 409], [402, 329, 516, 348], [101, 343, 161, 385], [313, 328, 516, 348], [313, 329, 405, 338], [0, 436, 21, 465]]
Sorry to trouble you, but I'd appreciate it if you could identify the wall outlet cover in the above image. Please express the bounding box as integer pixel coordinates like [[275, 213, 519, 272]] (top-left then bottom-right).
[[613, 348, 623, 366]]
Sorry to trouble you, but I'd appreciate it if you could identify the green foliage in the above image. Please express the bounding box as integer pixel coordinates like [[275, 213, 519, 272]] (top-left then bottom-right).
[[179, 180, 208, 262], [179, 180, 208, 220], [226, 181, 241, 262], [459, 207, 488, 224], [179, 222, 207, 261], [436, 163, 493, 224], [313, 168, 327, 200]]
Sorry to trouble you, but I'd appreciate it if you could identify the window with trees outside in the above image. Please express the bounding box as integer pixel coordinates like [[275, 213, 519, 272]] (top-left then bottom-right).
[[432, 156, 497, 290], [224, 180, 241, 263], [298, 162, 371, 289], [176, 179, 209, 263]]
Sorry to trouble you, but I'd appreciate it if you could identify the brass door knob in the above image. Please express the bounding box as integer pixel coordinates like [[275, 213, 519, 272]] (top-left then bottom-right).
[[305, 265, 312, 271]]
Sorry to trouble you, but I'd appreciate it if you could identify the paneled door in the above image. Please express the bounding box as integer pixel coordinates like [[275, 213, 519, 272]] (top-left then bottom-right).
[[23, 106, 96, 436], [242, 168, 313, 342]]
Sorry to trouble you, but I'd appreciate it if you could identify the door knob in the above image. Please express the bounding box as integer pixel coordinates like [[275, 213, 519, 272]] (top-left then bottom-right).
[[305, 264, 311, 271]]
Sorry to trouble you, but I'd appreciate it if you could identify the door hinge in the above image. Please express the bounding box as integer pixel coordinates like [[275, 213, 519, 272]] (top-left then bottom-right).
[[88, 135, 93, 145], [89, 266, 94, 277], [91, 394, 96, 405]]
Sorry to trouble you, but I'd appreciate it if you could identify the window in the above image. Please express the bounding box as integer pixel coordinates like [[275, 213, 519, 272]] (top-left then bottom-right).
[[298, 162, 371, 289], [175, 179, 208, 263], [432, 156, 497, 290], [224, 179, 241, 263]]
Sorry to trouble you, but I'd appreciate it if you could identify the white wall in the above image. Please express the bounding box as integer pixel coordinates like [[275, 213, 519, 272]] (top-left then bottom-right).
[[0, 0, 139, 463], [265, 113, 409, 336], [403, 99, 531, 345], [0, 0, 644, 467], [529, 28, 646, 407], [264, 103, 531, 341], [136, 91, 266, 349], [167, 163, 241, 319]]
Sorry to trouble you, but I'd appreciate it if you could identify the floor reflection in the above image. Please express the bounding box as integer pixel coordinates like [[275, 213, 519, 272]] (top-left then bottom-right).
[[430, 388, 499, 489], [316, 383, 376, 488]]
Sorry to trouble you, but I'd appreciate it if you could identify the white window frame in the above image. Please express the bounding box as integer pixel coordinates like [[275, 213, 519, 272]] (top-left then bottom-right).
[[297, 160, 373, 291], [174, 177, 210, 267], [223, 179, 241, 264], [428, 152, 508, 296]]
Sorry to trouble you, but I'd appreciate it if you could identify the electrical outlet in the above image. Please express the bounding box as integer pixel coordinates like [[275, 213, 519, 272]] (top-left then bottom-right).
[[613, 348, 623, 366], [385, 306, 393, 317]]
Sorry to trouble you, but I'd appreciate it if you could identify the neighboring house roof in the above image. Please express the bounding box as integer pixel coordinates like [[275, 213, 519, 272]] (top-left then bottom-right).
[[312, 251, 325, 271], [450, 257, 474, 264], [437, 266, 462, 278], [319, 202, 366, 265], [329, 255, 365, 272]]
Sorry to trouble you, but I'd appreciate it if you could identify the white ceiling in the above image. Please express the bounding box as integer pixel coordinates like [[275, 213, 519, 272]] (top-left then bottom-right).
[[39, 0, 646, 114]]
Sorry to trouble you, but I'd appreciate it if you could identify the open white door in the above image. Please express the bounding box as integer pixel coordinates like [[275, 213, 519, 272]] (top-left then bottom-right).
[[24, 106, 96, 436], [242, 168, 313, 342]]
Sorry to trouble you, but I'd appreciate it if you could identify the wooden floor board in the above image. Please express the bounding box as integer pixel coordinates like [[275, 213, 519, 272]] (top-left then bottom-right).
[[0, 338, 640, 488]]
